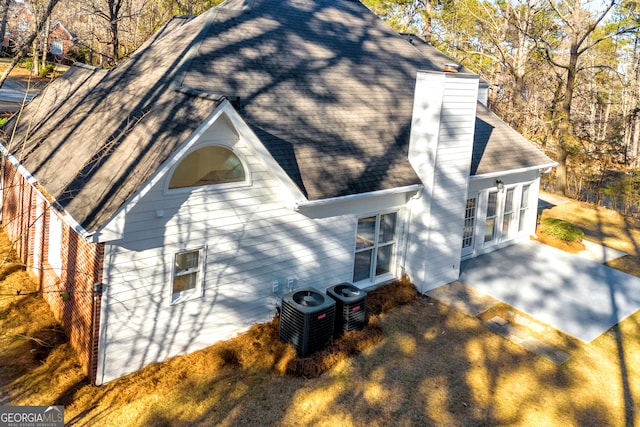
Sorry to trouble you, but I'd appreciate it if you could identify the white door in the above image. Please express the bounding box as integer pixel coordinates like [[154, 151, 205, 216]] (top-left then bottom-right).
[[462, 195, 477, 258], [482, 186, 518, 249]]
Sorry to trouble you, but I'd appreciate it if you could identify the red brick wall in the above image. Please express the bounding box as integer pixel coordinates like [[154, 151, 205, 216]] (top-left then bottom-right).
[[48, 25, 75, 56], [2, 161, 31, 261], [2, 159, 104, 384]]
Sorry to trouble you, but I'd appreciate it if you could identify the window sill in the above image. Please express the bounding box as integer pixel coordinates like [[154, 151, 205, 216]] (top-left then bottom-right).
[[353, 272, 396, 290], [170, 290, 203, 305]]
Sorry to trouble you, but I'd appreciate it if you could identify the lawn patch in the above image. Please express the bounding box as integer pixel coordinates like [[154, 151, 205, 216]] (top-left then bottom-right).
[[539, 217, 585, 242]]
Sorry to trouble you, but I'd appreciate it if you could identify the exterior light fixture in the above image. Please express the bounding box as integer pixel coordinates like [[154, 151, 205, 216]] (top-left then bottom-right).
[[496, 179, 504, 192]]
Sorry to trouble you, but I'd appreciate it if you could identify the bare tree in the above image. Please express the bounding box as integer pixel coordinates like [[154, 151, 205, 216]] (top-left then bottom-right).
[[0, 0, 60, 87], [535, 0, 637, 195], [82, 0, 131, 65], [0, 0, 12, 51]]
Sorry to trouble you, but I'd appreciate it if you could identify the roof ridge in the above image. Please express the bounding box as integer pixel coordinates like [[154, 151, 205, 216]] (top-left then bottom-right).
[[169, 8, 226, 96], [215, 0, 256, 13]]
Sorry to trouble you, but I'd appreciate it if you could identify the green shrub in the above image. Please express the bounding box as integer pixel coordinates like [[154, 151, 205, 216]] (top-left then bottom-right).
[[540, 218, 584, 242], [39, 63, 55, 78], [20, 57, 33, 71]]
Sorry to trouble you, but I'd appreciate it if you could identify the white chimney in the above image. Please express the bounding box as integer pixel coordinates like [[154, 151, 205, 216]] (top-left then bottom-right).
[[405, 70, 479, 292]]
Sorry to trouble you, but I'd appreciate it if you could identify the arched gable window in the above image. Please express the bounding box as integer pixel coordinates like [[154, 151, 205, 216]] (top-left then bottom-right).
[[169, 146, 246, 189]]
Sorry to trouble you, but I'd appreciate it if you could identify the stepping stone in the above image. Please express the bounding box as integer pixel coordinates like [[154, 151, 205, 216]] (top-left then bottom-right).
[[513, 313, 530, 327], [527, 320, 546, 334], [485, 319, 507, 335], [488, 316, 508, 326], [513, 313, 546, 334], [483, 318, 571, 365], [502, 323, 528, 340], [520, 337, 571, 365], [507, 334, 524, 344]]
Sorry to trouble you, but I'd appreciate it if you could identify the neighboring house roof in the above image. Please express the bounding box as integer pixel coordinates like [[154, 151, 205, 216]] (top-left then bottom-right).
[[0, 0, 553, 235], [49, 21, 77, 41]]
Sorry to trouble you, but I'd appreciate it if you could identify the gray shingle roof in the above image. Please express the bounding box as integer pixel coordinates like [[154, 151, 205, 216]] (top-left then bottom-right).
[[179, 0, 429, 200], [472, 104, 556, 176], [2, 14, 222, 232], [1, 0, 554, 234]]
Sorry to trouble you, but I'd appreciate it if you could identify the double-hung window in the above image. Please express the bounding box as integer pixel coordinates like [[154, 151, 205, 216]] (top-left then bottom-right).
[[353, 213, 397, 284], [172, 248, 205, 303]]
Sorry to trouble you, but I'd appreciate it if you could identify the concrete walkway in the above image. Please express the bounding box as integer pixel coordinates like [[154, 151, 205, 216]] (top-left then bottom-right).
[[457, 240, 640, 343]]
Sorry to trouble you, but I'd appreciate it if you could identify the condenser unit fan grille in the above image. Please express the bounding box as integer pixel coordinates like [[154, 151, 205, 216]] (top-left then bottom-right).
[[293, 289, 325, 307]]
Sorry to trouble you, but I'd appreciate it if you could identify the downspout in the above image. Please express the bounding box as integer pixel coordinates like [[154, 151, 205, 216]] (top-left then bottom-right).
[[89, 244, 105, 385], [0, 153, 4, 223], [400, 188, 423, 277], [89, 281, 103, 386]]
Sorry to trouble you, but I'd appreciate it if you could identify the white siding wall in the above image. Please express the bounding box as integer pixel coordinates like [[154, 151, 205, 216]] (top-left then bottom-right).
[[406, 71, 479, 292], [96, 116, 359, 384]]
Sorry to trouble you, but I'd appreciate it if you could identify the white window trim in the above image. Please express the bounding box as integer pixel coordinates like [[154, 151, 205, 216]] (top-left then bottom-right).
[[170, 246, 206, 304], [164, 144, 251, 195], [48, 210, 63, 277], [352, 211, 399, 287]]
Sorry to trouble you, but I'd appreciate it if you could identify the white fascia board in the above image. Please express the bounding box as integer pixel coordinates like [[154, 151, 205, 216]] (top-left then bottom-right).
[[0, 143, 94, 240], [0, 143, 37, 185], [220, 103, 308, 207], [89, 102, 234, 242], [469, 162, 558, 181], [294, 184, 423, 219], [91, 100, 307, 243], [294, 184, 423, 210]]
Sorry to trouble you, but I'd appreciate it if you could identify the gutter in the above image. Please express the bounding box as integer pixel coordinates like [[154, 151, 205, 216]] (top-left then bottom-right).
[[0, 143, 38, 185], [293, 184, 424, 211], [469, 162, 558, 181], [0, 143, 95, 241]]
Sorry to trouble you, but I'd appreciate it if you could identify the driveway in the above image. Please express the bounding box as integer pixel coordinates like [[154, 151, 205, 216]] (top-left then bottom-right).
[[457, 240, 640, 342], [0, 79, 37, 113]]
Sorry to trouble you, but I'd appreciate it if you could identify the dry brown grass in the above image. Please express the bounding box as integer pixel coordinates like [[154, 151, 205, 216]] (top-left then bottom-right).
[[1, 193, 639, 426], [0, 232, 84, 407]]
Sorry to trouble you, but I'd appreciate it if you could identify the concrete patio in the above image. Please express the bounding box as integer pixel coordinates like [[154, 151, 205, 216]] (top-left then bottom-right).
[[448, 240, 640, 343]]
